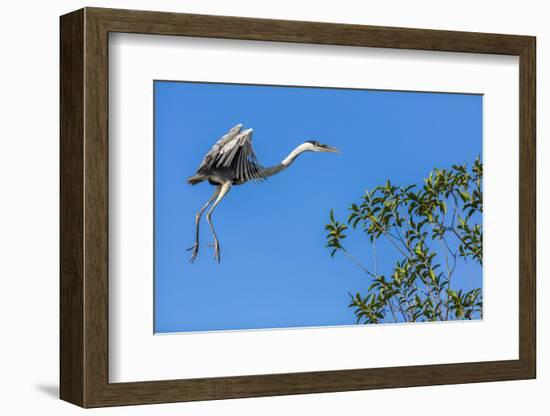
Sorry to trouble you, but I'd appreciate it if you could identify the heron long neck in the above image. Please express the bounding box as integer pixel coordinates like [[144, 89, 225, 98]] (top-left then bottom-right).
[[261, 144, 308, 178]]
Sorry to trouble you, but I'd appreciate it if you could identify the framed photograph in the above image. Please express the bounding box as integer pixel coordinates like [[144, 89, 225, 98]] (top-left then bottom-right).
[[60, 7, 536, 408]]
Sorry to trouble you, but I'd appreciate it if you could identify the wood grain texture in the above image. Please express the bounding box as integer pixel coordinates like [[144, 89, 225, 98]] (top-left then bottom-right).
[[83, 10, 110, 406], [59, 7, 537, 408], [59, 8, 84, 407], [518, 38, 536, 376], [89, 7, 532, 54]]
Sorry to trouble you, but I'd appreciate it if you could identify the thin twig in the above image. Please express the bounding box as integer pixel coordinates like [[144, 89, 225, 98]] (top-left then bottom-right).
[[387, 297, 398, 323], [372, 239, 378, 276], [369, 217, 410, 258], [449, 227, 483, 265], [341, 248, 377, 278], [372, 216, 444, 320], [440, 239, 452, 320]]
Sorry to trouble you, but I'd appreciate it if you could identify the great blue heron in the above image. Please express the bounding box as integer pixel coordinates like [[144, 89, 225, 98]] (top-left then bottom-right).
[[187, 123, 339, 263]]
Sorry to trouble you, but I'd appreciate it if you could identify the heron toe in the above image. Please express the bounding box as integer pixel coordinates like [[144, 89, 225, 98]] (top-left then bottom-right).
[[208, 242, 221, 263], [187, 243, 199, 263]]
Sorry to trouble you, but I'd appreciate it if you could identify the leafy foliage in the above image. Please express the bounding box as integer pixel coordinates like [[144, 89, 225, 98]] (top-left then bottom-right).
[[325, 157, 483, 324]]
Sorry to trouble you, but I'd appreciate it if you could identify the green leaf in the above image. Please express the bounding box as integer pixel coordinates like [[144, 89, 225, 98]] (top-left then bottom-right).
[[325, 157, 483, 325], [459, 190, 470, 202]]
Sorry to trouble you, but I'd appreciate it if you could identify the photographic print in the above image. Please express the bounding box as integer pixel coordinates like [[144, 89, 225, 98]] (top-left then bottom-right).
[[60, 10, 535, 406], [154, 81, 483, 333]]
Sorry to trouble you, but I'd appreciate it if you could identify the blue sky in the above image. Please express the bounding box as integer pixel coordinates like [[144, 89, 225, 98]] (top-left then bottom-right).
[[154, 81, 482, 333]]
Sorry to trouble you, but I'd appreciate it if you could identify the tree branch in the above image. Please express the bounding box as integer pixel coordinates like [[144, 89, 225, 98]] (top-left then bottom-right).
[[341, 247, 377, 279]]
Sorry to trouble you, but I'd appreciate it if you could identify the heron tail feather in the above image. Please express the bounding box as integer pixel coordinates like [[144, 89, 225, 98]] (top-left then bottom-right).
[[187, 175, 205, 185]]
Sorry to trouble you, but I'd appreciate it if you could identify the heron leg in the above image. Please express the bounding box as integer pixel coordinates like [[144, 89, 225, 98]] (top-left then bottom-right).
[[206, 182, 231, 263], [187, 186, 221, 263]]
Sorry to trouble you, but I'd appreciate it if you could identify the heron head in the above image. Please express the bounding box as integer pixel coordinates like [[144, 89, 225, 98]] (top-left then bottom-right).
[[304, 140, 340, 153]]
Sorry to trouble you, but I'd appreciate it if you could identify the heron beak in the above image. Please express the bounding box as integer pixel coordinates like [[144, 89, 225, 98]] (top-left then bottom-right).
[[322, 145, 340, 153]]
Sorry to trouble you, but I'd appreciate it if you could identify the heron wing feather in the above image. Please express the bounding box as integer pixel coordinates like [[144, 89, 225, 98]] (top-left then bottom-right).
[[197, 125, 266, 183], [197, 124, 242, 173]]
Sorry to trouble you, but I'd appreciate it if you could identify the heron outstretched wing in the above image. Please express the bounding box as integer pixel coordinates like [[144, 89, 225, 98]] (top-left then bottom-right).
[[197, 124, 265, 183]]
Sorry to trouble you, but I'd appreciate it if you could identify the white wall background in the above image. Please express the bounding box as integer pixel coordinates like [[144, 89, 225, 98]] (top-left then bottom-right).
[[0, 0, 545, 414]]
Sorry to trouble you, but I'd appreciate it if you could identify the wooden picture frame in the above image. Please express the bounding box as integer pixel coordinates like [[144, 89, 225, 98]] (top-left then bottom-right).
[[60, 7, 536, 408]]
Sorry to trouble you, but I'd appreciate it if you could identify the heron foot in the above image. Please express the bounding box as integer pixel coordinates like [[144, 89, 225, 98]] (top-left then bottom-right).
[[208, 241, 221, 263], [187, 243, 199, 263]]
